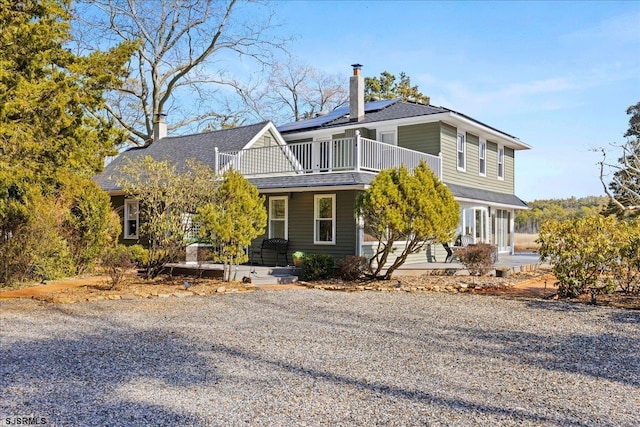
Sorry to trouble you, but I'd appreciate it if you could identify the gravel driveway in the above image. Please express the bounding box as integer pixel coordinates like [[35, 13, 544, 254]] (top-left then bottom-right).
[[1, 290, 638, 426]]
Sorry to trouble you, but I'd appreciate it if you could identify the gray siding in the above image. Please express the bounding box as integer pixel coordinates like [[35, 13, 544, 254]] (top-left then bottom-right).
[[441, 124, 514, 194], [345, 127, 375, 139], [397, 122, 441, 156], [252, 190, 360, 265]]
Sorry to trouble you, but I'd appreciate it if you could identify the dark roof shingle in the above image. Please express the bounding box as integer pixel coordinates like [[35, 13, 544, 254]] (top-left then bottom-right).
[[94, 121, 269, 192]]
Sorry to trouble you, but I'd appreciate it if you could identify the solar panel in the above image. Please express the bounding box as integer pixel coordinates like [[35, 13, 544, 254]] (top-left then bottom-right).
[[277, 99, 398, 132]]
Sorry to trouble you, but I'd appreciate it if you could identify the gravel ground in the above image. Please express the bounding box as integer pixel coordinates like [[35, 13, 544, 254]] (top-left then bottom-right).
[[1, 290, 639, 426]]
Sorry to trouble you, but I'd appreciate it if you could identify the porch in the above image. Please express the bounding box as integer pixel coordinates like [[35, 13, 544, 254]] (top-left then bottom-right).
[[214, 133, 442, 178], [165, 253, 545, 285]]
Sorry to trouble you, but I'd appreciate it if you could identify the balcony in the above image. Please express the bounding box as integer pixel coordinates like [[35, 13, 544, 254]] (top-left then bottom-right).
[[214, 133, 442, 179]]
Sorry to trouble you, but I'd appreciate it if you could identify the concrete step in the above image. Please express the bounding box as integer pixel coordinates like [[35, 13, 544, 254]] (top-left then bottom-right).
[[250, 274, 299, 286]]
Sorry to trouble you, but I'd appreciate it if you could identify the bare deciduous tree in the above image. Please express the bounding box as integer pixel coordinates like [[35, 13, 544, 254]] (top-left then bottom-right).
[[73, 0, 286, 145], [598, 102, 640, 215], [238, 58, 348, 123], [599, 140, 640, 214]]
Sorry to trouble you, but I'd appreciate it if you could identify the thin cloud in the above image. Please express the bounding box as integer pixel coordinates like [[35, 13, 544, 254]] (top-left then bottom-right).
[[561, 11, 640, 45]]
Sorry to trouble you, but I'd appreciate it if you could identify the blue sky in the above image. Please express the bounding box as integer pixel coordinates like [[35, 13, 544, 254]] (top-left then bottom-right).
[[269, 0, 640, 201]]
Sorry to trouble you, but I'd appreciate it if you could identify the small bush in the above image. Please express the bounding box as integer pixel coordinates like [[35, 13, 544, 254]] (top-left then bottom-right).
[[337, 256, 371, 281], [301, 254, 335, 281], [127, 244, 149, 268], [456, 243, 495, 276], [102, 245, 135, 289]]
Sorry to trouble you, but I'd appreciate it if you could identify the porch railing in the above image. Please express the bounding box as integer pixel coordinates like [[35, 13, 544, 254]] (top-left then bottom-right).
[[214, 132, 442, 179]]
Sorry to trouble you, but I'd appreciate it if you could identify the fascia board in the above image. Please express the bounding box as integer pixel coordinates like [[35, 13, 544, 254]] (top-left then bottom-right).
[[256, 184, 367, 193], [442, 114, 531, 150], [455, 196, 530, 210]]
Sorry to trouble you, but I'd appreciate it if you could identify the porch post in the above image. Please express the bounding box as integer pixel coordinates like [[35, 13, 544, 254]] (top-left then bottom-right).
[[354, 130, 361, 171], [214, 147, 219, 174]]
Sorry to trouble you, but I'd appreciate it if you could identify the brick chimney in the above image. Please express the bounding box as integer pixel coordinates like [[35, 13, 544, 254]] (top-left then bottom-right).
[[153, 112, 167, 141], [349, 63, 364, 122]]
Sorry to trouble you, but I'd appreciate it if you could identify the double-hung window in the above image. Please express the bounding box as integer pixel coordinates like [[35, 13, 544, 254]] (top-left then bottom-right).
[[269, 196, 288, 239], [497, 146, 504, 180], [124, 199, 139, 239], [479, 139, 486, 176], [457, 133, 466, 171], [314, 194, 335, 244]]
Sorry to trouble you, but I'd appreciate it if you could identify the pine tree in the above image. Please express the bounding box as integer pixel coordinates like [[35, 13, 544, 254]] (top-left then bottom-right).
[[0, 0, 134, 283], [356, 161, 458, 279], [196, 170, 267, 281], [365, 71, 430, 104]]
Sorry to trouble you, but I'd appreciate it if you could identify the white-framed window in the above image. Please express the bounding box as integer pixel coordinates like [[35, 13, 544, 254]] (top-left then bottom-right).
[[264, 135, 272, 147], [124, 199, 139, 239], [379, 130, 397, 146], [497, 145, 504, 180], [269, 196, 288, 239], [314, 194, 336, 244], [479, 139, 486, 176], [462, 207, 488, 243], [457, 133, 466, 171]]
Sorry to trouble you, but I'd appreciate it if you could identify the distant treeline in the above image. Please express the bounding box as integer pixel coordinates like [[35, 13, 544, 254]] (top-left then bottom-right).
[[515, 196, 609, 234]]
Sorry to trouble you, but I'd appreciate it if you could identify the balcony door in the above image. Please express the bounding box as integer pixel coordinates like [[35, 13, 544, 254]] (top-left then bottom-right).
[[313, 137, 333, 172]]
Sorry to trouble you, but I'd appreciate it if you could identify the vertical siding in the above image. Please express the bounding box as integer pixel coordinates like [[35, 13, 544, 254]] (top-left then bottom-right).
[[397, 122, 441, 156], [251, 190, 359, 265]]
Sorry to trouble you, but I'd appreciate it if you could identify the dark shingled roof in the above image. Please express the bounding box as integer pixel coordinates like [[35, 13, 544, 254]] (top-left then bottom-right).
[[278, 100, 448, 133], [445, 183, 528, 208], [94, 121, 270, 192], [277, 99, 520, 141], [249, 172, 376, 190]]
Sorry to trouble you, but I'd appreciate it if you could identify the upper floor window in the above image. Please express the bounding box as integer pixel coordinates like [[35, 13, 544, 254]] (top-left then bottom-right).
[[269, 196, 288, 239], [497, 146, 504, 180], [314, 194, 336, 244], [124, 199, 139, 239], [264, 136, 272, 147], [379, 130, 397, 146], [479, 140, 486, 176], [457, 133, 466, 171]]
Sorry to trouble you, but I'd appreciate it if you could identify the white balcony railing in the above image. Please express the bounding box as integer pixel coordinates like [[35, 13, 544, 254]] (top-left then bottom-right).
[[214, 132, 442, 179]]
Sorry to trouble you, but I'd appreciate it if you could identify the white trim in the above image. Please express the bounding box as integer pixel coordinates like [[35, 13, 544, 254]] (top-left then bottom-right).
[[497, 145, 505, 180], [457, 132, 466, 171], [268, 196, 288, 240], [123, 199, 139, 239], [241, 122, 289, 151], [454, 196, 529, 210], [479, 138, 487, 177], [257, 184, 369, 194], [313, 194, 336, 245], [377, 126, 397, 146]]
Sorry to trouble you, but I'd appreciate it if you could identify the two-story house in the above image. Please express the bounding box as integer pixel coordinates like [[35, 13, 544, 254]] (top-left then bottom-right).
[[95, 64, 530, 266]]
